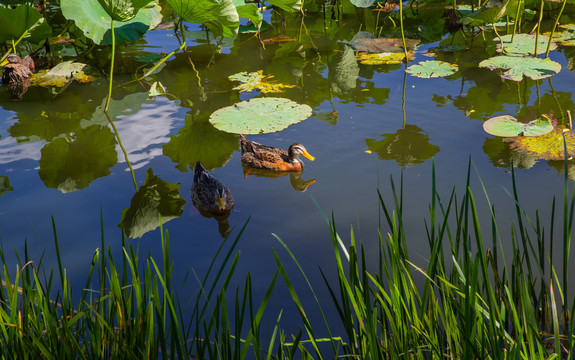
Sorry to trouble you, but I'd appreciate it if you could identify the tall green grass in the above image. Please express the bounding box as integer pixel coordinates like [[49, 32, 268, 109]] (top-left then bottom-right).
[[1, 159, 574, 358]]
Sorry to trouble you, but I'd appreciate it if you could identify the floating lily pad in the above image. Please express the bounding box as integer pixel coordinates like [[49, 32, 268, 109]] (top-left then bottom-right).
[[507, 127, 575, 160], [495, 34, 557, 56], [118, 168, 186, 239], [356, 51, 414, 65], [209, 97, 312, 134], [229, 71, 295, 93], [406, 60, 458, 78], [479, 56, 561, 81], [483, 115, 554, 137], [30, 61, 99, 87]]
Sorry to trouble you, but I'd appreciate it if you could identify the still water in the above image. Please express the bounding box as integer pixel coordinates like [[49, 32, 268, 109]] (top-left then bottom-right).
[[1, 6, 575, 335]]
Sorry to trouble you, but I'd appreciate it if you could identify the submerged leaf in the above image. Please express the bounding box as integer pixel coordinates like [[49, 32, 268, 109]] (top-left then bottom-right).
[[346, 37, 420, 53], [356, 51, 414, 65], [479, 56, 561, 81], [31, 62, 98, 87], [406, 60, 458, 78], [507, 127, 575, 160], [483, 115, 554, 137], [229, 70, 295, 93], [209, 97, 312, 134], [495, 34, 557, 56]]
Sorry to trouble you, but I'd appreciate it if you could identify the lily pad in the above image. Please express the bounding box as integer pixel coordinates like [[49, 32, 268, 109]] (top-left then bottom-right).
[[406, 60, 458, 78], [166, 0, 239, 37], [229, 71, 296, 93], [356, 51, 415, 65], [507, 127, 575, 160], [118, 168, 186, 239], [479, 56, 561, 81], [61, 0, 162, 45], [209, 97, 312, 134], [350, 0, 376, 7], [0, 5, 52, 44], [483, 115, 554, 137], [30, 61, 99, 87], [495, 34, 557, 56]]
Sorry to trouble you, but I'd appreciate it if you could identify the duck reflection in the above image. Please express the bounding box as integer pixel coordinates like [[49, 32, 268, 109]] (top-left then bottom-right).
[[241, 164, 316, 192], [191, 162, 234, 237]]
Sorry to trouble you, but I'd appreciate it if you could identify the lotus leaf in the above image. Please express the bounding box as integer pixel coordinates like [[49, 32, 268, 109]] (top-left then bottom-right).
[[118, 168, 186, 239], [479, 56, 561, 81], [209, 97, 312, 134], [406, 60, 458, 78], [0, 176, 13, 198], [506, 127, 575, 160], [350, 0, 376, 7], [30, 62, 98, 87], [61, 0, 161, 45], [96, 0, 157, 22], [0, 5, 51, 44], [233, 0, 262, 26], [483, 115, 554, 137], [559, 24, 575, 32], [267, 0, 302, 12], [544, 31, 575, 46], [166, 0, 239, 37], [495, 34, 557, 56], [356, 51, 415, 65], [229, 71, 296, 93]]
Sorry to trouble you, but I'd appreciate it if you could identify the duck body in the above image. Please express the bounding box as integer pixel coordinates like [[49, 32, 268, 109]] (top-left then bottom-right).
[[240, 134, 314, 172], [191, 162, 234, 216], [2, 54, 33, 84]]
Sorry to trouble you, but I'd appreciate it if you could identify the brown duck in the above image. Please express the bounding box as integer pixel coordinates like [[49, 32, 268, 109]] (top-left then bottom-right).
[[239, 134, 315, 172], [191, 161, 234, 216], [2, 54, 34, 84]]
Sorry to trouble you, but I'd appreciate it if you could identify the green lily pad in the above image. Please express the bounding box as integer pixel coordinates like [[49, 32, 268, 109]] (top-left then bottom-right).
[[209, 97, 312, 134], [406, 60, 458, 78], [479, 55, 561, 81], [30, 61, 99, 87], [166, 0, 239, 37], [495, 34, 557, 56], [61, 0, 162, 45], [483, 115, 554, 137], [0, 5, 52, 44], [118, 168, 186, 239], [229, 71, 295, 93], [507, 127, 575, 160], [0, 176, 13, 198]]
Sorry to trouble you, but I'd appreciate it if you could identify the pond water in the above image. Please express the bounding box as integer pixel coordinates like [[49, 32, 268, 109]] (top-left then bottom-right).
[[1, 3, 575, 337]]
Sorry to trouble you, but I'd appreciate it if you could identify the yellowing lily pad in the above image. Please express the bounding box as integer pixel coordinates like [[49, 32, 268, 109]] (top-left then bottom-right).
[[483, 115, 554, 137], [406, 60, 458, 78], [229, 70, 295, 93], [209, 97, 312, 134], [356, 51, 414, 65], [495, 34, 557, 56], [479, 56, 561, 81], [507, 127, 575, 160], [346, 37, 420, 53], [31, 61, 98, 87]]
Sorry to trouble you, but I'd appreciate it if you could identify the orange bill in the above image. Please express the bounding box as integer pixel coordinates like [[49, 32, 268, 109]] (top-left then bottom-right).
[[302, 150, 315, 161], [218, 196, 226, 211]]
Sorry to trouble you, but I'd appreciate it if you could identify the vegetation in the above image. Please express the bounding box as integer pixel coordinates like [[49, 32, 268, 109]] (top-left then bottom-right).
[[0, 159, 573, 358]]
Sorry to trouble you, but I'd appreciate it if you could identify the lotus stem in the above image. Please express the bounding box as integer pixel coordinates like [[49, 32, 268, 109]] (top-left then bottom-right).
[[545, 0, 567, 58], [511, 0, 522, 41], [104, 111, 138, 191], [105, 19, 116, 113], [399, 0, 409, 62], [534, 0, 544, 57]]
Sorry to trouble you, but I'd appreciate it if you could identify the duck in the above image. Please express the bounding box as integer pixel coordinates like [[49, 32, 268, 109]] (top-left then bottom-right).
[[1, 54, 34, 85], [191, 161, 234, 216], [239, 134, 315, 172]]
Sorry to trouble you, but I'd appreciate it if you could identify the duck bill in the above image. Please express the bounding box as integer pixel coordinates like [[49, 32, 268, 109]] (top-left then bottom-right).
[[218, 196, 226, 211], [301, 150, 315, 161]]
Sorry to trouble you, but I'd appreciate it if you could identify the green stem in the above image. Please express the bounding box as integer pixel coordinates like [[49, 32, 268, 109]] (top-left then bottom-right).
[[545, 0, 567, 58], [511, 0, 522, 41], [105, 19, 116, 113], [104, 111, 138, 192], [399, 0, 408, 61], [534, 0, 544, 57]]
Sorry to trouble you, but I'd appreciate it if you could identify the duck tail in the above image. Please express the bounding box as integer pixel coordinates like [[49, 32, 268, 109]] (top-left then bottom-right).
[[193, 161, 207, 182]]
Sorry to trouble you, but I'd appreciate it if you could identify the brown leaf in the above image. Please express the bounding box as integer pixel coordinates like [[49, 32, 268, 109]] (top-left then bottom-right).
[[349, 38, 420, 53]]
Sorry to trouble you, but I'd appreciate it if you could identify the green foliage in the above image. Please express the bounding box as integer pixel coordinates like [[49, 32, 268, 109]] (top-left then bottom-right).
[[406, 60, 459, 78], [96, 0, 158, 22], [267, 0, 302, 12], [0, 5, 51, 44], [166, 0, 239, 37], [483, 114, 554, 137], [496, 34, 557, 56], [479, 55, 562, 81], [0, 176, 13, 198]]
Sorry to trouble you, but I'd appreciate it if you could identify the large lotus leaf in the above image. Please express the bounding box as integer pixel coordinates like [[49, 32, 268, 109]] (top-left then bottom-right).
[[118, 168, 185, 239], [229, 71, 295, 93], [166, 0, 239, 37], [163, 114, 238, 172], [507, 127, 575, 160], [330, 46, 359, 94], [483, 115, 554, 137], [38, 125, 118, 193], [209, 98, 312, 134], [233, 0, 261, 25], [350, 0, 376, 7], [267, 0, 302, 12], [496, 34, 557, 56], [0, 176, 13, 198], [479, 56, 561, 81], [365, 124, 439, 167], [30, 62, 98, 87], [96, 0, 157, 22], [0, 5, 51, 43], [61, 0, 162, 45], [406, 60, 458, 78], [356, 51, 415, 65]]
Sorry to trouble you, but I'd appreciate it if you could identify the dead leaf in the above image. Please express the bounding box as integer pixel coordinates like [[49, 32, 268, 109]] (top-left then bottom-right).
[[229, 70, 295, 93], [356, 51, 415, 65], [506, 126, 575, 160]]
